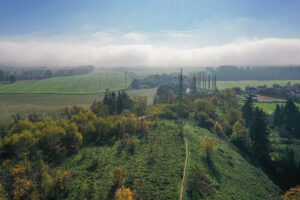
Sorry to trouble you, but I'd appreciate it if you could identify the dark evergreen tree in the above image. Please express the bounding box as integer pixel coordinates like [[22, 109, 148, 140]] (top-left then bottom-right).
[[242, 95, 254, 127], [273, 104, 283, 128], [283, 99, 299, 136], [117, 91, 122, 114], [110, 92, 117, 114], [249, 107, 270, 161]]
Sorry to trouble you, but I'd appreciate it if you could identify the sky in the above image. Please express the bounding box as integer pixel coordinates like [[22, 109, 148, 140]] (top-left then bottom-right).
[[0, 0, 300, 67]]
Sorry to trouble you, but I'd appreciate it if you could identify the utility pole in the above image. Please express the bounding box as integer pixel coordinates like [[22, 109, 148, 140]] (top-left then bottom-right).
[[178, 68, 184, 141]]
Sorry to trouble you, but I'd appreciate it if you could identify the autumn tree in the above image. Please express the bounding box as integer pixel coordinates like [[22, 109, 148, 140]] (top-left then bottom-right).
[[212, 122, 225, 137], [115, 186, 133, 200], [282, 186, 300, 200], [200, 138, 217, 161], [224, 107, 242, 126], [90, 101, 109, 117], [230, 120, 249, 151]]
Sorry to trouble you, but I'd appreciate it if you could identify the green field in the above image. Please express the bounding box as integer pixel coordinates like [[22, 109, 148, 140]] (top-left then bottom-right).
[[217, 80, 300, 90], [56, 120, 281, 199], [254, 102, 300, 115], [0, 69, 130, 94], [0, 88, 157, 122], [254, 103, 285, 114]]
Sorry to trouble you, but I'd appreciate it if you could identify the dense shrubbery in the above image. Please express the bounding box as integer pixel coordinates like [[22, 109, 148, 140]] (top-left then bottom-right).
[[193, 99, 217, 129], [0, 158, 74, 200], [186, 169, 215, 199], [148, 104, 189, 120], [1, 119, 82, 161]]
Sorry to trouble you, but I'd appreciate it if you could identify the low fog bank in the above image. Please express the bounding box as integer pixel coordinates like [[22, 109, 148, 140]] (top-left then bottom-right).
[[1, 38, 300, 68]]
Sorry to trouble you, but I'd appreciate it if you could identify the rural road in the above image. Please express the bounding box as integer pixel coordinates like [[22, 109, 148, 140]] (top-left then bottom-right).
[[180, 137, 188, 200]]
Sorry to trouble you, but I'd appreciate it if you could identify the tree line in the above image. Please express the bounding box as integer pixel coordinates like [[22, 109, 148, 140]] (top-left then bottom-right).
[[0, 65, 95, 83], [208, 65, 300, 80]]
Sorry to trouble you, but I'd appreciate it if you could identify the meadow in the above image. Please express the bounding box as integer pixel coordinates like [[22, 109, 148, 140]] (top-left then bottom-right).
[[254, 102, 300, 114], [0, 88, 156, 122], [0, 69, 130, 94]]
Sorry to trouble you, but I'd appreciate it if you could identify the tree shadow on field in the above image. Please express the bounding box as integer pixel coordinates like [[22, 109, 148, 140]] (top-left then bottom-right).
[[202, 156, 221, 183]]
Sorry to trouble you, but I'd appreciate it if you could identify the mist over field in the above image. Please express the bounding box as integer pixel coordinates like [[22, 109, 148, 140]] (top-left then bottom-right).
[[1, 36, 300, 67]]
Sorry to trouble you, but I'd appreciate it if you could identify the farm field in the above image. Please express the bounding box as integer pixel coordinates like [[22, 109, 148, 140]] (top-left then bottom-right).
[[0, 69, 131, 94], [0, 88, 157, 122], [217, 80, 300, 90]]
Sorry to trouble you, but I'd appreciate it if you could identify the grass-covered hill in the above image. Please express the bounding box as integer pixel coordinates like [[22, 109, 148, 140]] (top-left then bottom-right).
[[56, 120, 281, 200], [0, 69, 131, 94]]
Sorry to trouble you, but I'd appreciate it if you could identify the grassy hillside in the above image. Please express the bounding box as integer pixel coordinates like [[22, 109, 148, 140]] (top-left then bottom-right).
[[0, 69, 131, 94], [184, 123, 281, 200], [56, 120, 281, 200], [55, 120, 185, 200]]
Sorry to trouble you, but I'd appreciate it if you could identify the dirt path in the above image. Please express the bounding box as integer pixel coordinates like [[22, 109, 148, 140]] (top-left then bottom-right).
[[180, 137, 188, 200]]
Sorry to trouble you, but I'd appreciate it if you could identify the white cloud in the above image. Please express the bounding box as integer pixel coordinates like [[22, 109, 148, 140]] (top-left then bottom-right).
[[0, 34, 300, 67], [121, 32, 148, 43]]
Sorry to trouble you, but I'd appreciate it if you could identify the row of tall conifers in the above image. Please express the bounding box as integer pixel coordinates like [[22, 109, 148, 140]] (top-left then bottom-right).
[[191, 72, 217, 93]]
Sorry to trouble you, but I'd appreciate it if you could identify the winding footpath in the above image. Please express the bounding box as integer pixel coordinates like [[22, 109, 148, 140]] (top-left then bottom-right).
[[179, 137, 189, 200]]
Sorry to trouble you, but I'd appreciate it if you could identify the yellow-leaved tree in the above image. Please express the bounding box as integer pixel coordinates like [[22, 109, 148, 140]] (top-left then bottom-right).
[[282, 186, 300, 200], [115, 186, 133, 200], [212, 122, 225, 137], [200, 138, 217, 161]]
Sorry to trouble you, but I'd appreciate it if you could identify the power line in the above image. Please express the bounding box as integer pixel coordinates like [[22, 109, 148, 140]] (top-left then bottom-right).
[[178, 68, 184, 141]]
